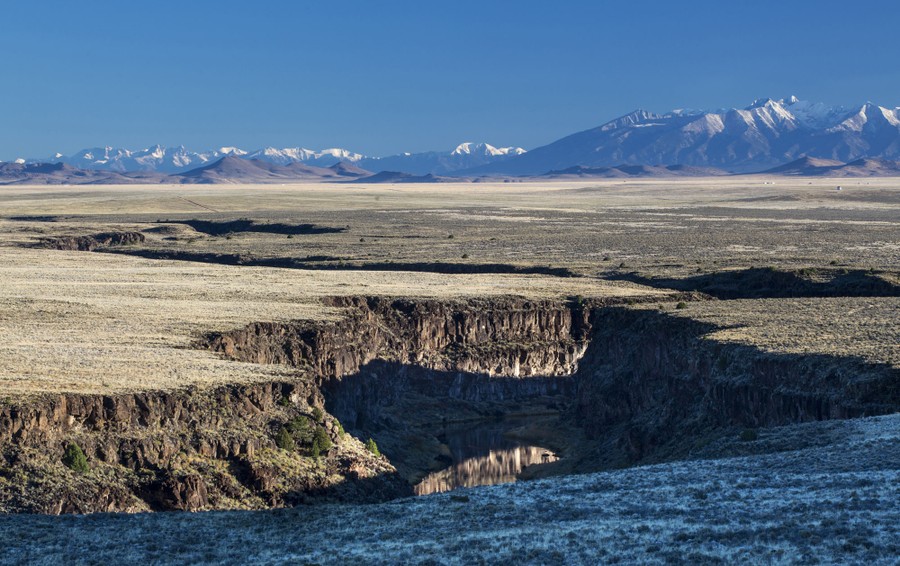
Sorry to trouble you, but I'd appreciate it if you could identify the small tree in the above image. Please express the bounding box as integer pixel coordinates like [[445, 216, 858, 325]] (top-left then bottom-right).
[[62, 443, 89, 474], [313, 428, 332, 452], [365, 438, 381, 458], [311, 407, 325, 423], [275, 427, 296, 451], [310, 427, 332, 460]]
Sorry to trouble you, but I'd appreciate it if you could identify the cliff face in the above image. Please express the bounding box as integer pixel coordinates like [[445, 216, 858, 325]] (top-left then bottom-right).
[[572, 307, 899, 467], [205, 296, 593, 484], [40, 231, 146, 251], [207, 296, 592, 380], [0, 381, 403, 514]]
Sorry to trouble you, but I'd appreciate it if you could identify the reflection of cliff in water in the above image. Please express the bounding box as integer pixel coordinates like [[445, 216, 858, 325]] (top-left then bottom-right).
[[414, 420, 558, 496]]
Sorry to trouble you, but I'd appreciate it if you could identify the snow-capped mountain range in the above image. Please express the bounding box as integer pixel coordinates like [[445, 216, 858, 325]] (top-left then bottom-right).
[[467, 97, 900, 175], [13, 97, 900, 176], [29, 142, 526, 176], [48, 145, 249, 174]]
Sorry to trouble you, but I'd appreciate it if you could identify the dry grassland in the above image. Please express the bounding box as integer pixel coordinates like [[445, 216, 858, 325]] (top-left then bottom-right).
[[0, 177, 897, 395], [0, 242, 658, 396], [648, 298, 900, 369]]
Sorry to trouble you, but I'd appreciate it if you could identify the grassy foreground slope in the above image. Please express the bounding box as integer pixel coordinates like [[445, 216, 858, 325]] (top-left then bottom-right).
[[3, 413, 896, 565]]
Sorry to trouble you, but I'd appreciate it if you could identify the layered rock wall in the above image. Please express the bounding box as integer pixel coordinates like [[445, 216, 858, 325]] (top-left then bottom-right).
[[207, 296, 592, 380]]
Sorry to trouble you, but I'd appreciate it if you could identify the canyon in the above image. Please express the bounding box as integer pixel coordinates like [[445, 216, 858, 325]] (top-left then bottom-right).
[[1, 291, 896, 513], [0, 178, 896, 563]]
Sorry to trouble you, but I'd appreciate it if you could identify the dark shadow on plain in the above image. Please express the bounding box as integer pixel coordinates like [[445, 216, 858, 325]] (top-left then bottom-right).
[[164, 218, 346, 236], [607, 267, 900, 299], [100, 248, 580, 277]]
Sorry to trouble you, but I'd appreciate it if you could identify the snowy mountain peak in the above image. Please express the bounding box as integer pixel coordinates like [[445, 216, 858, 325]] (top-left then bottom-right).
[[600, 109, 661, 132], [244, 147, 364, 166], [451, 142, 480, 155], [451, 142, 526, 157], [829, 103, 900, 132], [747, 97, 779, 109]]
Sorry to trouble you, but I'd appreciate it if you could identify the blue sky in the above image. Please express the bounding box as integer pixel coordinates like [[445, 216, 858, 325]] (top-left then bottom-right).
[[1, 0, 898, 160]]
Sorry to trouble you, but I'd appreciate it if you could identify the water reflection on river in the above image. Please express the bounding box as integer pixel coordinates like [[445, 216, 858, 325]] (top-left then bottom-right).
[[414, 420, 558, 495]]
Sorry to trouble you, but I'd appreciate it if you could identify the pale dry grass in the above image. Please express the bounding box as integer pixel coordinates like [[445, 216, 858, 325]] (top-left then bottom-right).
[[653, 297, 900, 368], [0, 246, 661, 396], [2, 176, 898, 216]]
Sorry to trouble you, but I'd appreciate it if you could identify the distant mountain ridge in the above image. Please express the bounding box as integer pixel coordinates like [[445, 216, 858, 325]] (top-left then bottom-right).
[[760, 156, 900, 177], [6, 154, 900, 186], [27, 141, 526, 176], [541, 164, 728, 179], [175, 156, 370, 184]]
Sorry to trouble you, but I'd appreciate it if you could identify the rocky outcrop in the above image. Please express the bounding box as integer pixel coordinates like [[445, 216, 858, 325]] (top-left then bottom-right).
[[0, 381, 404, 514], [41, 231, 145, 251], [0, 382, 311, 450]]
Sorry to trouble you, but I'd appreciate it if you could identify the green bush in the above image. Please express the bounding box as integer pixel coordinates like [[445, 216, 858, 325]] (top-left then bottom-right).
[[286, 416, 308, 433], [675, 301, 688, 310], [62, 443, 89, 473], [311, 407, 325, 423], [311, 427, 333, 459], [316, 427, 332, 450], [740, 428, 759, 442], [365, 438, 381, 457], [286, 416, 314, 445], [275, 427, 296, 451]]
